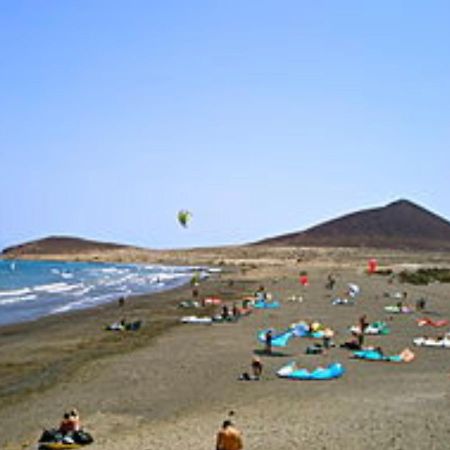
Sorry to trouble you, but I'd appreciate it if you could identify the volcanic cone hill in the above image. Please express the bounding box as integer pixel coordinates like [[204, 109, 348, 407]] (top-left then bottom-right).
[[255, 200, 450, 251], [1, 236, 130, 257]]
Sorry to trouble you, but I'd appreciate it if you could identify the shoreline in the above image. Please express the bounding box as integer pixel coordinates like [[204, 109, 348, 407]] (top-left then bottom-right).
[[0, 258, 217, 329], [0, 273, 226, 403]]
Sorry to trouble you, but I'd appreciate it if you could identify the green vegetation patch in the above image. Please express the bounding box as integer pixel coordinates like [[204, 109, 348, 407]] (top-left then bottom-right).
[[398, 267, 450, 285]]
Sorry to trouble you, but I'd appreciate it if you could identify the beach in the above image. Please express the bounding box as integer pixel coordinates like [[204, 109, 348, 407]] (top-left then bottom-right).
[[1, 246, 450, 449]]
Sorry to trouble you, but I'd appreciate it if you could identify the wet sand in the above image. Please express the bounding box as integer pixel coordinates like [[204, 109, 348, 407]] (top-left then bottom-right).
[[1, 246, 450, 449]]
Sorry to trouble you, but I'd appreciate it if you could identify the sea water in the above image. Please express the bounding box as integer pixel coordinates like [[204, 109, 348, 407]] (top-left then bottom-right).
[[0, 260, 209, 326]]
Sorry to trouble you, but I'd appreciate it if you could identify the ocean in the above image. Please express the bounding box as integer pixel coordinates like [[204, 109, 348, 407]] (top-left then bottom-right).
[[0, 259, 209, 327]]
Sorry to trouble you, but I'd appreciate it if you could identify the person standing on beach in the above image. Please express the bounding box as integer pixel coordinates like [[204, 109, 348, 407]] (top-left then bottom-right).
[[216, 420, 243, 450], [359, 314, 369, 334], [265, 329, 273, 354]]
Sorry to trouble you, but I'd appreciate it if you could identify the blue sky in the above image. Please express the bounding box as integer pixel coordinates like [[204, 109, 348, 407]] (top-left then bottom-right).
[[1, 1, 449, 250]]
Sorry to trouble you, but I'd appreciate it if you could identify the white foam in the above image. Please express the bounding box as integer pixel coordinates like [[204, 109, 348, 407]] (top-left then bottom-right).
[[51, 293, 117, 314], [99, 267, 130, 274], [0, 294, 37, 306], [33, 282, 82, 294], [71, 286, 94, 297], [0, 287, 32, 297], [60, 272, 74, 279]]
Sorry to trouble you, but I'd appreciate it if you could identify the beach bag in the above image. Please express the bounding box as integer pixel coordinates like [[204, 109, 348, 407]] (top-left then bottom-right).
[[306, 345, 322, 355], [73, 430, 94, 445], [239, 372, 251, 381], [39, 429, 63, 443]]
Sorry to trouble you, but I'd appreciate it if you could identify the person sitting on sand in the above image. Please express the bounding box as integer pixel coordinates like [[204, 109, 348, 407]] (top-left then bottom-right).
[[255, 285, 267, 301], [251, 356, 263, 379], [216, 420, 243, 450], [221, 304, 229, 320], [59, 412, 77, 435], [70, 409, 81, 432]]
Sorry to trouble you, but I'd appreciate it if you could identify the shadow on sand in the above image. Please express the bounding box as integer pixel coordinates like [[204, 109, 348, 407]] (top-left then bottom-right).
[[253, 348, 292, 358]]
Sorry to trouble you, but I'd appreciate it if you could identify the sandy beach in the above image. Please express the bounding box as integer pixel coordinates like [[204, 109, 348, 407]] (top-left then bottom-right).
[[1, 246, 450, 449]]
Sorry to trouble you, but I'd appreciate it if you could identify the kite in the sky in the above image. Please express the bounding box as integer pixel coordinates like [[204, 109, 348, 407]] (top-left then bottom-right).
[[177, 210, 192, 228]]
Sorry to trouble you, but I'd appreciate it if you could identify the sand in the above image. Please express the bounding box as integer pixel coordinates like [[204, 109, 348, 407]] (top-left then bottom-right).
[[1, 246, 450, 449]]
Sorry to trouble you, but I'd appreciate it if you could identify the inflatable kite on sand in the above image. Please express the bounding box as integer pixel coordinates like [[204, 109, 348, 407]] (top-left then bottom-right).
[[352, 348, 415, 363], [180, 315, 212, 325], [257, 329, 294, 347], [416, 317, 449, 328], [413, 334, 450, 348], [253, 299, 280, 309], [290, 321, 328, 339], [277, 362, 345, 380]]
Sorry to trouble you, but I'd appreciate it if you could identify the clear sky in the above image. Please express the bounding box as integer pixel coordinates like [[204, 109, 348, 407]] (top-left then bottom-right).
[[1, 1, 449, 250]]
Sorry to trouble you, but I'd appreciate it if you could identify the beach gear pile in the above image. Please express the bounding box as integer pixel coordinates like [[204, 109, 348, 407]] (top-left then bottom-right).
[[38, 429, 93, 450], [331, 297, 354, 306], [384, 305, 414, 314], [349, 321, 390, 336], [105, 320, 142, 331], [178, 300, 201, 309]]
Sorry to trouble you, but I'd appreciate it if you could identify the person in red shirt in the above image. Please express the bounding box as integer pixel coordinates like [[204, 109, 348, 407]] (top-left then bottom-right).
[[59, 413, 76, 435]]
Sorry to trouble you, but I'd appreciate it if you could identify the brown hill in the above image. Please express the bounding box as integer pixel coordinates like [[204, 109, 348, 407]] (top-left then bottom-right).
[[255, 200, 450, 251], [2, 236, 130, 257]]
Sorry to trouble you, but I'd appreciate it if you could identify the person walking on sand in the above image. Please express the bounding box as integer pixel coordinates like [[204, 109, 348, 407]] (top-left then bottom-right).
[[216, 420, 243, 450]]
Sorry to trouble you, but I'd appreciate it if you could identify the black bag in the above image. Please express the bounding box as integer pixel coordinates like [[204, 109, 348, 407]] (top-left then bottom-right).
[[73, 430, 94, 445], [39, 429, 63, 443]]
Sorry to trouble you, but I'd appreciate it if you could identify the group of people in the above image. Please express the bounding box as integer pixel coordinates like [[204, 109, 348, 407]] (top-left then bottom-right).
[[39, 408, 94, 448], [220, 303, 241, 321]]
